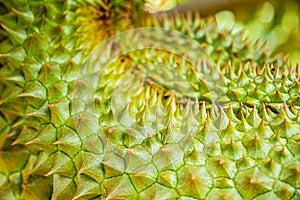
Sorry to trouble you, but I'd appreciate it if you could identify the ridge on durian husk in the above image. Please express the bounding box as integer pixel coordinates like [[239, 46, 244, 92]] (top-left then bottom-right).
[[0, 0, 299, 200]]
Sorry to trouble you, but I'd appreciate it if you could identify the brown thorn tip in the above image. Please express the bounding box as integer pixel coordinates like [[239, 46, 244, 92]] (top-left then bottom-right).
[[44, 171, 53, 177], [78, 168, 84, 175], [250, 178, 256, 184], [53, 140, 61, 145], [219, 159, 225, 165]]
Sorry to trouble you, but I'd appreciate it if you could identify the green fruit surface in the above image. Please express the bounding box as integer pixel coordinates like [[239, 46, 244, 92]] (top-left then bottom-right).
[[0, 0, 299, 199]]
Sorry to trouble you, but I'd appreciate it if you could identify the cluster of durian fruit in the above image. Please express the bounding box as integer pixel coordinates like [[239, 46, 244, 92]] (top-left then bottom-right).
[[0, 0, 299, 199]]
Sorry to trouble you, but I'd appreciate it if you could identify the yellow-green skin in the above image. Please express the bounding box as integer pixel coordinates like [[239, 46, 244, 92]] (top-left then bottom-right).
[[0, 0, 299, 199]]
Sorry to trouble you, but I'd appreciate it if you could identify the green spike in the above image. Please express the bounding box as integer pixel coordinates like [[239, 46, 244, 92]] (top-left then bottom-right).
[[130, 164, 157, 192], [235, 167, 273, 199], [45, 151, 76, 178], [177, 166, 212, 199], [52, 174, 76, 200], [55, 126, 82, 157]]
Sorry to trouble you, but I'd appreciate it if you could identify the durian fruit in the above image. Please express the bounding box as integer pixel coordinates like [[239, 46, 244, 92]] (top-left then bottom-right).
[[0, 0, 299, 200]]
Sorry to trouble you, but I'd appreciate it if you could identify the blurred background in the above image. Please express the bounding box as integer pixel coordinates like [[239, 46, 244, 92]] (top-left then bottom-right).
[[215, 0, 300, 65], [147, 0, 300, 65]]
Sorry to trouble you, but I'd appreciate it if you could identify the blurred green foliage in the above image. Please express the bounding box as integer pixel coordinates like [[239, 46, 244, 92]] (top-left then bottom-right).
[[215, 0, 300, 65]]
